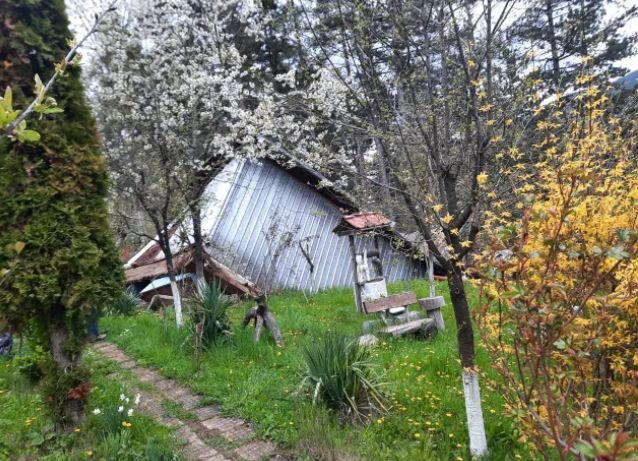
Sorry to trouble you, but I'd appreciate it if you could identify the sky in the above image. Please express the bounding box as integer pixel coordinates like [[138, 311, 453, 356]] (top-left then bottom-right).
[[67, 0, 638, 72]]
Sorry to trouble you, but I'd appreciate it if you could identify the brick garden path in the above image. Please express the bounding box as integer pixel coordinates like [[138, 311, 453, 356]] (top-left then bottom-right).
[[92, 341, 288, 461]]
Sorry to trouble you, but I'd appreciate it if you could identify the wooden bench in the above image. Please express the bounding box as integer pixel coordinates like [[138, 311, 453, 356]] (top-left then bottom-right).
[[362, 292, 446, 336], [363, 292, 435, 337]]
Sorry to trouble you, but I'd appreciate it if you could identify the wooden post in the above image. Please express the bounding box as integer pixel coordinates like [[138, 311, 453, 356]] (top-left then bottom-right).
[[242, 294, 284, 347], [194, 322, 203, 372], [159, 305, 167, 331], [348, 234, 363, 313], [373, 235, 384, 277], [419, 296, 446, 331], [428, 255, 436, 298]]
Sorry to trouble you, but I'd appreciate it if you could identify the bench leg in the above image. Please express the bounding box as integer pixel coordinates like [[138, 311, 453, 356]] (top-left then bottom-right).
[[426, 307, 445, 331]]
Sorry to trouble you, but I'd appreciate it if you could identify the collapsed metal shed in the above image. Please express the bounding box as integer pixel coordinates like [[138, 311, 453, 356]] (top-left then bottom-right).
[[126, 158, 428, 293]]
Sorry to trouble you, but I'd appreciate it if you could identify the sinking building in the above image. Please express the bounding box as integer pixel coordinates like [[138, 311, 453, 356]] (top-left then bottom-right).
[[125, 159, 429, 296]]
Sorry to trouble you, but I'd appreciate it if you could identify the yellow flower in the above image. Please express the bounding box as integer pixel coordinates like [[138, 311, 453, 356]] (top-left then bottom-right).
[[460, 241, 472, 248], [122, 421, 132, 428], [479, 103, 494, 112], [441, 214, 453, 225], [85, 451, 93, 457], [432, 203, 443, 213], [74, 427, 81, 433], [414, 433, 421, 439], [477, 172, 488, 186]]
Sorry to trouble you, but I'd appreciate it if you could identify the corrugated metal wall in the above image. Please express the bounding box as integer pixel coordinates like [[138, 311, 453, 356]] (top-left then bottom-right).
[[205, 160, 427, 292]]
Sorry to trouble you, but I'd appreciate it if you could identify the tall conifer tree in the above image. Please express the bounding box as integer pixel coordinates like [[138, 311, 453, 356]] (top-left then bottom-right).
[[0, 0, 123, 426], [513, 0, 637, 89]]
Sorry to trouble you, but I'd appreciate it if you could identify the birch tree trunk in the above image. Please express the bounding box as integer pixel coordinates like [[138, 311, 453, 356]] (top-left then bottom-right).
[[447, 266, 488, 456], [165, 250, 184, 328]]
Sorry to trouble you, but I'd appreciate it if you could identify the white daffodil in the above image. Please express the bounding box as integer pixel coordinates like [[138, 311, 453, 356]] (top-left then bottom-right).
[[92, 408, 101, 415], [118, 406, 124, 413], [127, 408, 134, 417], [134, 394, 141, 405], [119, 394, 126, 401]]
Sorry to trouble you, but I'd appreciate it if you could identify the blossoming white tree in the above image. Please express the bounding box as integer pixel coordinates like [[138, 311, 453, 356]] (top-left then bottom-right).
[[88, 1, 351, 325], [89, 0, 270, 324]]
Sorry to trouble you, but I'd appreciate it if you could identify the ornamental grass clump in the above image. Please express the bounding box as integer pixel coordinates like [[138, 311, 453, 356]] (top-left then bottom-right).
[[109, 290, 142, 316], [189, 282, 232, 347], [300, 333, 388, 422]]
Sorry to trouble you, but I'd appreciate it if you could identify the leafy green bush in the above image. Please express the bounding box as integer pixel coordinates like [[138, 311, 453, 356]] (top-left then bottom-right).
[[13, 345, 47, 384], [300, 333, 388, 422], [188, 282, 232, 347], [144, 437, 178, 461], [109, 291, 142, 316]]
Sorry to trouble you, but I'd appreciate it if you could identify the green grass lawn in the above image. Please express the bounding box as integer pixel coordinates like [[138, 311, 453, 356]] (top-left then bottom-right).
[[0, 346, 180, 460], [103, 279, 532, 461]]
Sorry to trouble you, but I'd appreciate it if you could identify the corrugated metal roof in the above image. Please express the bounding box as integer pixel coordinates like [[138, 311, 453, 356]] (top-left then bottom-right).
[[125, 253, 191, 283], [207, 160, 427, 291], [140, 273, 193, 294], [344, 212, 391, 229], [333, 212, 392, 235], [125, 158, 428, 293]]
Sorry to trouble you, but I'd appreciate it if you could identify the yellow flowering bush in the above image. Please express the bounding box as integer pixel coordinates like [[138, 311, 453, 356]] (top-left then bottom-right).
[[476, 85, 638, 460]]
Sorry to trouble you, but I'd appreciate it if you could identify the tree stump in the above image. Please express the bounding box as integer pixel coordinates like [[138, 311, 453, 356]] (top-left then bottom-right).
[[242, 294, 283, 347]]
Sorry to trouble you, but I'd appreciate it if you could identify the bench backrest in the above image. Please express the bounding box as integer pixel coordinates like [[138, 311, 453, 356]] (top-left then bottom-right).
[[363, 292, 418, 314]]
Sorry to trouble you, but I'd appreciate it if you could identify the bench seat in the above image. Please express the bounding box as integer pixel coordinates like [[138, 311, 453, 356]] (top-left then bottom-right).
[[380, 318, 434, 337]]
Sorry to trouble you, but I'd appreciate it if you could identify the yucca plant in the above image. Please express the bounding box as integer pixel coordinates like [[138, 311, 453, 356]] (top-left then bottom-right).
[[300, 333, 388, 422], [189, 281, 232, 347], [109, 290, 142, 316]]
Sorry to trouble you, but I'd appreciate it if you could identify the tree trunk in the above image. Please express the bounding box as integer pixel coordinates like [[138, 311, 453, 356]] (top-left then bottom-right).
[[374, 137, 394, 220], [545, 0, 561, 89], [242, 294, 283, 346], [48, 316, 85, 427], [462, 368, 488, 457], [447, 266, 488, 456], [191, 200, 206, 293], [165, 250, 184, 328]]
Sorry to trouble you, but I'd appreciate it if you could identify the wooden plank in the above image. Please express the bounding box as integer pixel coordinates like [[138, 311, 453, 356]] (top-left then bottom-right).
[[381, 318, 433, 337], [363, 291, 418, 313], [418, 296, 445, 311], [349, 235, 363, 313]]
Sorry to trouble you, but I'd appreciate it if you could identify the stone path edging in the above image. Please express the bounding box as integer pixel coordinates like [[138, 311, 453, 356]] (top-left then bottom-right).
[[92, 341, 287, 461]]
